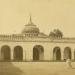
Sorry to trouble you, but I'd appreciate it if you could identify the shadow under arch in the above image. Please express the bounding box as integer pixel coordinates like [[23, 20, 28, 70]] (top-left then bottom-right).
[[1, 45, 11, 61], [33, 45, 44, 61], [64, 47, 71, 60], [14, 46, 23, 61], [53, 46, 61, 61]]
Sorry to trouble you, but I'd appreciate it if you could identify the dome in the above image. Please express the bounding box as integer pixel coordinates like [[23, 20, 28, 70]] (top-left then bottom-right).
[[22, 24, 39, 33], [22, 16, 40, 36]]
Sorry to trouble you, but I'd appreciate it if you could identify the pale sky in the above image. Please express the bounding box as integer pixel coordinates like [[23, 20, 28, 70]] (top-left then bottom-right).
[[0, 0, 75, 37]]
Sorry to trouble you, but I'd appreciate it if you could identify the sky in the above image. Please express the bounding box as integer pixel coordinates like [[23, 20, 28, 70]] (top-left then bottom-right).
[[0, 0, 75, 37]]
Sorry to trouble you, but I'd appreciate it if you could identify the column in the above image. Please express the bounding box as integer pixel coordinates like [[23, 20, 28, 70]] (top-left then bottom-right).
[[71, 48, 74, 61], [44, 47, 53, 61], [26, 49, 33, 61], [0, 47, 1, 61], [23, 49, 26, 61], [61, 48, 64, 61], [11, 47, 14, 61]]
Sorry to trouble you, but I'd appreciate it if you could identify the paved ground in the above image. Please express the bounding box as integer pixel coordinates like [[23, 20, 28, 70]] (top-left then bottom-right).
[[0, 62, 75, 75]]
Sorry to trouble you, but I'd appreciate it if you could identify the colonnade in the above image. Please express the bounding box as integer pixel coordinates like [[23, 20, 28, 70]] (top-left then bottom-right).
[[0, 45, 75, 61]]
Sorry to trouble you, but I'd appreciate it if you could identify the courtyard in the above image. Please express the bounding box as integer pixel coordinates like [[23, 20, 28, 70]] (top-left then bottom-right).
[[0, 62, 75, 75]]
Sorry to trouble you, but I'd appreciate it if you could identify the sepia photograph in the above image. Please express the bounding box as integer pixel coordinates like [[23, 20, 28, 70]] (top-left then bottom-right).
[[0, 0, 75, 75]]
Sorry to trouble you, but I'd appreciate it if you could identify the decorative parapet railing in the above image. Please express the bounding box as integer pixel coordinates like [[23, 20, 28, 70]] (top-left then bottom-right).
[[0, 34, 50, 42], [0, 34, 75, 43], [0, 34, 24, 41]]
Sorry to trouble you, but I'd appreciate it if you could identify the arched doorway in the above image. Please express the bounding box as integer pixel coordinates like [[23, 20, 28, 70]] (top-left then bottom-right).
[[53, 47, 61, 61], [1, 45, 11, 61], [33, 45, 44, 61], [64, 47, 71, 60], [14, 46, 23, 61]]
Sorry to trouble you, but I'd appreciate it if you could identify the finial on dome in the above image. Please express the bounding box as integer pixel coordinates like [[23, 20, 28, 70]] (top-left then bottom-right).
[[29, 14, 33, 24]]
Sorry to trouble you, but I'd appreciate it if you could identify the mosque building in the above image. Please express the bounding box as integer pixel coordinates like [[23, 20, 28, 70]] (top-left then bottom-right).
[[0, 16, 75, 62]]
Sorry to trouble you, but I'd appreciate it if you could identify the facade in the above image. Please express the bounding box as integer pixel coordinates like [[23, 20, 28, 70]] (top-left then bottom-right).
[[0, 17, 75, 62]]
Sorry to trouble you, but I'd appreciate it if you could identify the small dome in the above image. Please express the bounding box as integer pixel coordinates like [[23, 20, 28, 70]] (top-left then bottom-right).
[[22, 16, 39, 36]]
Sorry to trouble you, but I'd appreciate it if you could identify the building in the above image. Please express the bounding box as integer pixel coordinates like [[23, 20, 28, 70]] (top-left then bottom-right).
[[0, 16, 75, 62]]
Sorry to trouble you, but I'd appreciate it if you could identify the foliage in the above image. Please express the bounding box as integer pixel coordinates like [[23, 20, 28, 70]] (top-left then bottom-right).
[[49, 29, 63, 39]]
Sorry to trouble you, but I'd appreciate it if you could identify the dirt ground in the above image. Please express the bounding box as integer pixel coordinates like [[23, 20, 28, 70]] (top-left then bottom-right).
[[0, 62, 75, 75]]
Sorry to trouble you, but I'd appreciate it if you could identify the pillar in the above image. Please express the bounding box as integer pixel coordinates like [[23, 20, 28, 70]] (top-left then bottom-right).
[[0, 47, 1, 61], [71, 48, 74, 61], [23, 49, 26, 61], [61, 48, 64, 61], [44, 47, 53, 61], [11, 47, 14, 61], [26, 49, 33, 61]]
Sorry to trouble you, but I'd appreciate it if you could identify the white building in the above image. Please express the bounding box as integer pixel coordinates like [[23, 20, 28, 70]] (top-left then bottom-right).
[[0, 17, 75, 62]]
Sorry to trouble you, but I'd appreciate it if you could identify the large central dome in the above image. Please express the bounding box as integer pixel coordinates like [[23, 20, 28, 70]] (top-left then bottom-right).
[[22, 16, 40, 37]]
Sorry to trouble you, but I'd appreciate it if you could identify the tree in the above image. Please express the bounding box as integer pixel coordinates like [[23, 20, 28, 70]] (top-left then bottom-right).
[[49, 32, 56, 38], [49, 29, 63, 39]]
